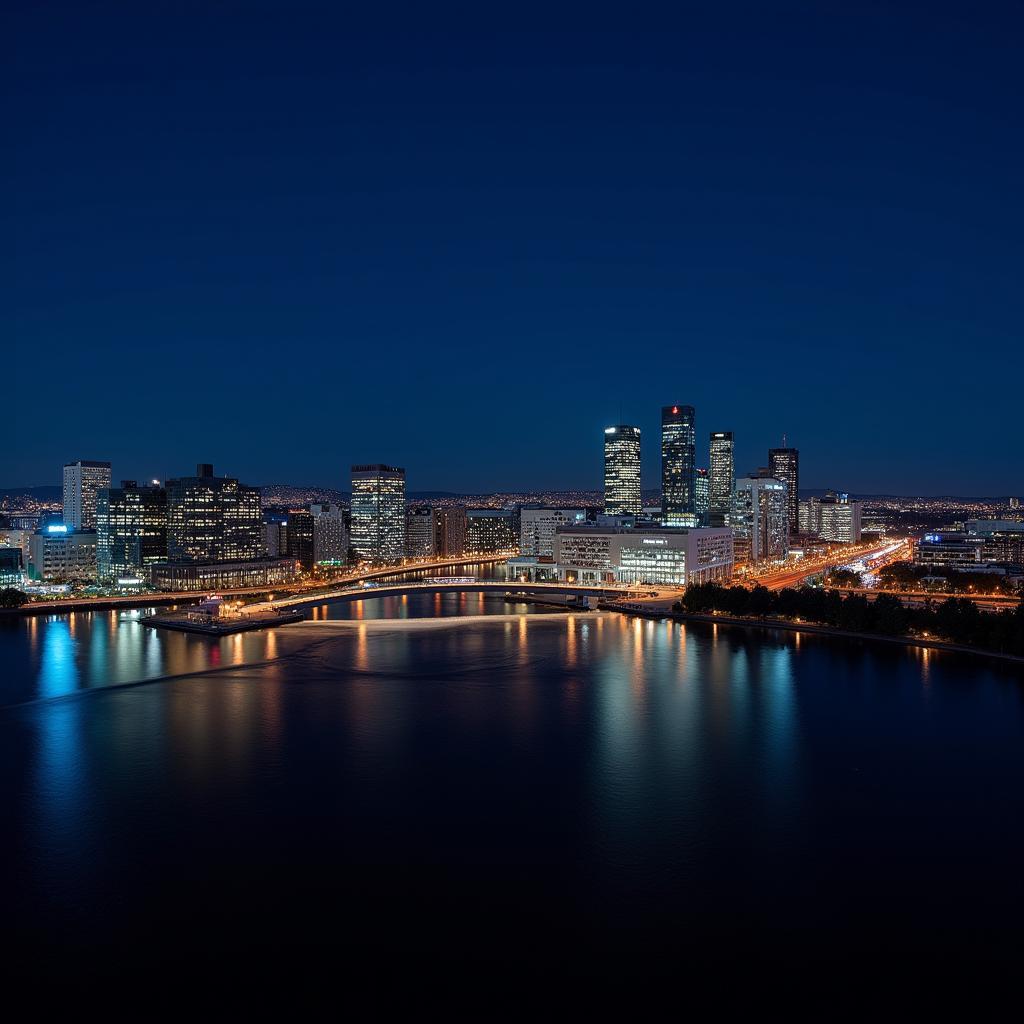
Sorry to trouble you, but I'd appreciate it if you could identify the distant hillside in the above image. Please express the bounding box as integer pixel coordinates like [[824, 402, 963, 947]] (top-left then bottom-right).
[[0, 485, 62, 501]]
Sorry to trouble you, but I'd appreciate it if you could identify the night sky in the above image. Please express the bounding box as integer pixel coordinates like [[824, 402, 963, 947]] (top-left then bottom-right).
[[6, 2, 1022, 495]]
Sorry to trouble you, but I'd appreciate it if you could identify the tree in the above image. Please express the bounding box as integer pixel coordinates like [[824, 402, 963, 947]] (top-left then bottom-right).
[[0, 588, 28, 609]]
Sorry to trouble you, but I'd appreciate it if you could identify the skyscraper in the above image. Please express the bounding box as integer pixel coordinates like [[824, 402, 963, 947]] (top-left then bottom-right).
[[310, 503, 348, 564], [434, 506, 467, 557], [285, 508, 316, 569], [63, 460, 112, 531], [406, 506, 436, 558], [96, 480, 168, 581], [350, 465, 406, 563], [731, 477, 789, 564], [166, 463, 263, 564], [768, 446, 800, 534], [661, 405, 696, 525], [604, 425, 642, 515], [708, 432, 734, 528], [466, 509, 517, 554], [695, 468, 709, 527]]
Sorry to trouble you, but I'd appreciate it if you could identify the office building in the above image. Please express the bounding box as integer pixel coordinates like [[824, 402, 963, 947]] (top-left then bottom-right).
[[466, 509, 517, 554], [768, 446, 800, 534], [965, 520, 1024, 565], [1010, 497, 1021, 510], [731, 477, 789, 564], [708, 432, 734, 528], [434, 506, 467, 557], [350, 465, 406, 563], [406, 506, 437, 558], [519, 507, 586, 557], [695, 468, 709, 527], [799, 491, 862, 544], [151, 558, 298, 592], [661, 405, 696, 525], [604, 425, 642, 515], [311, 504, 348, 565], [263, 509, 289, 558], [0, 547, 23, 587], [285, 509, 316, 570], [166, 464, 263, 564], [28, 524, 97, 581], [96, 480, 168, 582], [554, 525, 733, 587], [63, 460, 111, 531]]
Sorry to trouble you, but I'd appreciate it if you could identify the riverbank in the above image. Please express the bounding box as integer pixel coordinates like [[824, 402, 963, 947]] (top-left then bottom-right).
[[626, 608, 1024, 665]]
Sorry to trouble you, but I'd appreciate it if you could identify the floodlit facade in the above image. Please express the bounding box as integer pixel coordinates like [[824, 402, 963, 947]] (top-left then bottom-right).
[[96, 481, 168, 581], [63, 460, 111, 531], [731, 477, 789, 564], [350, 465, 406, 563], [768, 447, 800, 534], [166, 464, 263, 564], [554, 525, 734, 587], [799, 491, 862, 544], [708, 432, 734, 528], [151, 558, 298, 592], [466, 509, 517, 554], [661, 405, 696, 525], [604, 425, 642, 515], [519, 507, 587, 557]]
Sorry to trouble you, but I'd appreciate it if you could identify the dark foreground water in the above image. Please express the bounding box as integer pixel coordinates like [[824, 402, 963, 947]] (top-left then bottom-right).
[[3, 590, 1024, 991]]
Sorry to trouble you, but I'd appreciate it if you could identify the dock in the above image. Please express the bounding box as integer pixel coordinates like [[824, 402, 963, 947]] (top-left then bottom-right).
[[143, 607, 306, 635]]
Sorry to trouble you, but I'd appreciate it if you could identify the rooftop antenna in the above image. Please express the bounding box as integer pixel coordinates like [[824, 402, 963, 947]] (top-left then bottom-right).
[[782, 432, 787, 448]]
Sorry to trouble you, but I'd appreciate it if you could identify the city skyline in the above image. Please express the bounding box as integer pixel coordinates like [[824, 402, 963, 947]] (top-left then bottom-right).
[[6, 5, 1023, 496]]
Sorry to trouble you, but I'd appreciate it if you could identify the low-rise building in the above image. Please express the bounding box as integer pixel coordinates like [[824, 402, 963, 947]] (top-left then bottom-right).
[[554, 525, 733, 587], [150, 557, 298, 592], [28, 525, 97, 582]]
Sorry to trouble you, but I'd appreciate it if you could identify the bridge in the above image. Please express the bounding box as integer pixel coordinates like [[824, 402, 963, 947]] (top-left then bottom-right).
[[261, 579, 643, 612]]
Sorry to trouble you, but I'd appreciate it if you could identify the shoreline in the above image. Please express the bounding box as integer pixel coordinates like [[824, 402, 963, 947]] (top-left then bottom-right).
[[652, 610, 1024, 666]]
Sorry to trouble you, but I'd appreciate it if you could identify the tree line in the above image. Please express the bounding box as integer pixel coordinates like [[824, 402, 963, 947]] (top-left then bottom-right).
[[676, 583, 1024, 657]]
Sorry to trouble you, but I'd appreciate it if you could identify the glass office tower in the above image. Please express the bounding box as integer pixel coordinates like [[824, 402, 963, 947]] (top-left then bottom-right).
[[768, 447, 800, 534], [604, 425, 642, 515], [708, 432, 734, 528], [661, 405, 696, 524], [350, 465, 406, 563], [96, 480, 168, 581]]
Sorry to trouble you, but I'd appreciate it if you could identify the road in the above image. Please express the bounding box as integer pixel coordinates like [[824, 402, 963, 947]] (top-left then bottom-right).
[[747, 540, 910, 592]]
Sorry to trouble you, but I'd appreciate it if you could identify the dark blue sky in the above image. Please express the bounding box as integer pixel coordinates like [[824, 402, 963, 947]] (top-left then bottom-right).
[[5, 1, 1022, 495]]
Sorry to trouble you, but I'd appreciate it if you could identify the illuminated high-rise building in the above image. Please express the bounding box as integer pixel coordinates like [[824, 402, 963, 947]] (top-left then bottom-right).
[[63, 460, 111, 531], [466, 509, 517, 554], [166, 463, 263, 564], [695, 468, 709, 527], [311, 503, 348, 565], [434, 506, 467, 557], [708, 432, 734, 528], [96, 480, 168, 581], [285, 508, 316, 569], [731, 477, 789, 564], [406, 506, 436, 558], [661, 405, 696, 525], [604, 425, 642, 515], [768, 446, 800, 534], [350, 465, 406, 563]]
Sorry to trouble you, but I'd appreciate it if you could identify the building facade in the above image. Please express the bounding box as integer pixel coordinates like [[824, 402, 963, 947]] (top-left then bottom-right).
[[350, 465, 406, 563], [166, 464, 263, 564], [151, 558, 298, 592], [731, 477, 789, 564], [695, 468, 709, 527], [519, 507, 587, 557], [96, 481, 168, 581], [767, 447, 799, 534], [554, 525, 734, 587], [311, 503, 348, 565], [434, 506, 467, 557], [63, 460, 112, 531], [406, 506, 437, 558], [604, 425, 642, 515], [799, 491, 862, 544], [466, 509, 517, 554], [28, 525, 98, 581], [285, 509, 316, 570], [708, 432, 734, 528], [661, 405, 696, 524]]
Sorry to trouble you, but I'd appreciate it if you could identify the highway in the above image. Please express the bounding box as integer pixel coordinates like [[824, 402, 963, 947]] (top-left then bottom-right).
[[746, 539, 910, 592]]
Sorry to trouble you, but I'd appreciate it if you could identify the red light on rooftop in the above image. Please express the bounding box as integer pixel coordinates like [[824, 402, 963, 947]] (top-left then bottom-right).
[[672, 406, 678, 413]]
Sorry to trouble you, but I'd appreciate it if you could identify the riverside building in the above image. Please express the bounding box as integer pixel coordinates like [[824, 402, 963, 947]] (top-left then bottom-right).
[[350, 465, 406, 563], [96, 481, 168, 582], [553, 525, 733, 587], [466, 509, 517, 554], [519, 507, 587, 557]]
